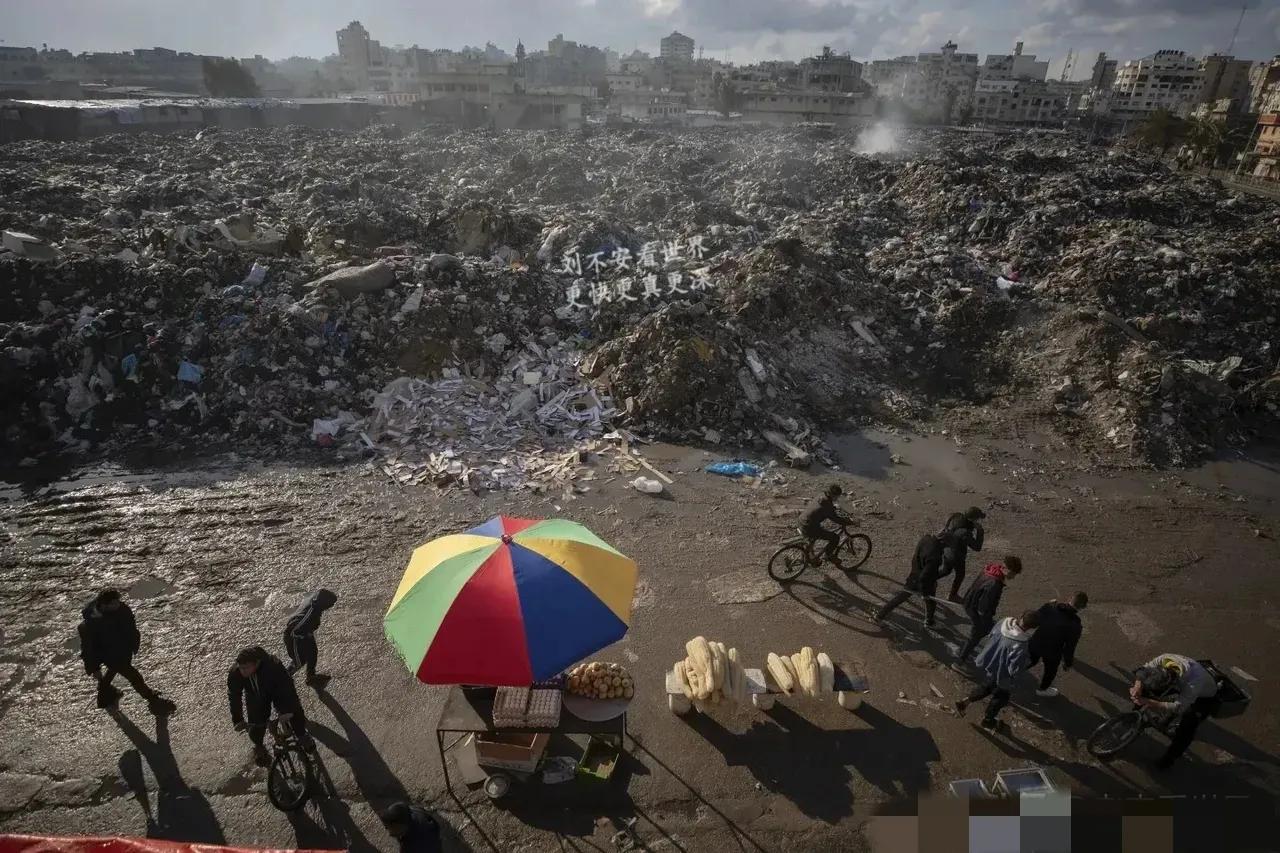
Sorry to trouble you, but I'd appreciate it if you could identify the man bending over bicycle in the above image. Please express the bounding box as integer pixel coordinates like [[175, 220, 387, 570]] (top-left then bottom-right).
[[1130, 653, 1219, 770], [229, 646, 316, 766], [803, 484, 853, 566]]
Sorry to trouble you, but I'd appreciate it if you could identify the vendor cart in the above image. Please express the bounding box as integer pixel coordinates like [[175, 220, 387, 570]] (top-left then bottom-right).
[[435, 685, 627, 796]]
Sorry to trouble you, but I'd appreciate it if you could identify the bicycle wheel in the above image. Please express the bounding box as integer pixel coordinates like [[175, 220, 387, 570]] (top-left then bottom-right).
[[839, 533, 873, 570], [768, 543, 810, 583], [1086, 711, 1145, 759], [267, 746, 313, 811]]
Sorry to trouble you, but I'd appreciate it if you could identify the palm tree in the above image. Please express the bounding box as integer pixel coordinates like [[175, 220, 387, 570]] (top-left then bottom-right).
[[1136, 109, 1186, 158]]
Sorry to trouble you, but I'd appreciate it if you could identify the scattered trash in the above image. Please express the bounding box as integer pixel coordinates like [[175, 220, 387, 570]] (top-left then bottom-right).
[[1, 127, 1277, 474], [631, 476, 664, 494], [540, 756, 578, 785]]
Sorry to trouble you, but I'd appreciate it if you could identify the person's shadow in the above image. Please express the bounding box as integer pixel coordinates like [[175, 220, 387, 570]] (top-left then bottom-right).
[[112, 711, 226, 844], [310, 687, 409, 805], [685, 702, 938, 820]]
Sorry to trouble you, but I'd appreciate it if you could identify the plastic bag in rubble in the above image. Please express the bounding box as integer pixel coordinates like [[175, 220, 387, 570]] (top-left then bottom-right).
[[242, 262, 269, 287], [706, 461, 764, 478], [631, 477, 663, 494]]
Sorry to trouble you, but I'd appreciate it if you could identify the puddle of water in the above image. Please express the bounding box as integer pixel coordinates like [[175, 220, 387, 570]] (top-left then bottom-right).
[[826, 433, 893, 480], [1181, 449, 1280, 506], [829, 429, 993, 491], [127, 576, 175, 600]]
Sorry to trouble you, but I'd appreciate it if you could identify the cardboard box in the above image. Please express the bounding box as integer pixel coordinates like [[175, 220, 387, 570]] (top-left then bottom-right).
[[474, 732, 550, 773]]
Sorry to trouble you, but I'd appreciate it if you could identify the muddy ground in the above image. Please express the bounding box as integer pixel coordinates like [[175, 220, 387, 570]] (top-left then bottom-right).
[[1, 421, 1278, 852]]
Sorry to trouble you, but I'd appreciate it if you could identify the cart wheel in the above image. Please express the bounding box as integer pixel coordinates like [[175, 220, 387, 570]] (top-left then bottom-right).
[[752, 693, 775, 710], [484, 773, 512, 799], [838, 691, 863, 711], [668, 694, 692, 715]]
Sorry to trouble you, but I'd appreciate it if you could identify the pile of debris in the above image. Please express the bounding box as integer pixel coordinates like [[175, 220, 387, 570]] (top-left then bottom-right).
[[2, 125, 1278, 480]]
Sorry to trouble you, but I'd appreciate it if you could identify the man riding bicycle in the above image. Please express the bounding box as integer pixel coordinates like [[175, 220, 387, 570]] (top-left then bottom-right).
[[228, 646, 316, 766], [802, 484, 853, 566], [1130, 653, 1219, 770]]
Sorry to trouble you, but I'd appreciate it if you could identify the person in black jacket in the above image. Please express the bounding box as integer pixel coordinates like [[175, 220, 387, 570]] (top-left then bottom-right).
[[283, 588, 337, 685], [942, 507, 985, 601], [955, 556, 1023, 664], [875, 530, 955, 628], [802, 484, 853, 565], [380, 801, 444, 853], [77, 589, 176, 714], [227, 646, 313, 765], [1027, 592, 1087, 697]]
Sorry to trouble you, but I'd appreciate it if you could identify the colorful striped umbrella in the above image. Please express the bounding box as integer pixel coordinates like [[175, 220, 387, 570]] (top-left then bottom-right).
[[384, 516, 638, 685]]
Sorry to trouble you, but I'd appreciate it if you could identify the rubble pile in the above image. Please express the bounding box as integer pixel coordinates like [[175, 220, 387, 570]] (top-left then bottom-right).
[[2, 126, 1278, 479]]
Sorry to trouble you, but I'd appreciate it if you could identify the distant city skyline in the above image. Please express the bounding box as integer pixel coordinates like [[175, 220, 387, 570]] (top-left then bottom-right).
[[5, 0, 1279, 79]]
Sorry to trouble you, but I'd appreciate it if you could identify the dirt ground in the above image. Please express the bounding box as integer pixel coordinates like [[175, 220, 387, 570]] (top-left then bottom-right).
[[1, 421, 1278, 852]]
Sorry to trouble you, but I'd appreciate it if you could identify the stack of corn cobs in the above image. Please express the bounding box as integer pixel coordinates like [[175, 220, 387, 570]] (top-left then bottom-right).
[[672, 636, 748, 707], [766, 647, 834, 697]]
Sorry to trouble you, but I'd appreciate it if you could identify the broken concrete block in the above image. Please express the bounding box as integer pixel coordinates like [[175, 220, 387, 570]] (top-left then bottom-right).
[[310, 261, 395, 297], [429, 252, 462, 271], [762, 430, 810, 467], [2, 231, 60, 262], [737, 367, 763, 404]]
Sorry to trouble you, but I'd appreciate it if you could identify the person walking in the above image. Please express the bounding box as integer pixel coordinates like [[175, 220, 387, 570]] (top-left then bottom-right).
[[283, 588, 337, 686], [956, 556, 1023, 664], [953, 609, 1040, 729], [227, 646, 314, 766], [1027, 592, 1087, 697], [77, 589, 176, 715], [942, 507, 985, 602], [875, 529, 955, 629]]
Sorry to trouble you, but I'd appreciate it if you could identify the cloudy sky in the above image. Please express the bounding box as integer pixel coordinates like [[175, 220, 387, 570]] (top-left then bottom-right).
[[5, 0, 1279, 77]]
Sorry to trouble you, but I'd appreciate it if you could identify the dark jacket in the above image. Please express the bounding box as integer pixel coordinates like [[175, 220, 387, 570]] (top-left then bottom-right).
[[962, 563, 1009, 621], [905, 533, 947, 592], [285, 588, 338, 638], [943, 513, 984, 568], [227, 649, 302, 725], [803, 496, 851, 532], [77, 600, 141, 671], [1028, 601, 1083, 666], [397, 805, 443, 853]]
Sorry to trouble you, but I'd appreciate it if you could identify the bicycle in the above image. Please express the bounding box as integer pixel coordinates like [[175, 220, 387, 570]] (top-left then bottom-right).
[[265, 715, 316, 812], [1085, 660, 1250, 760], [767, 523, 872, 583]]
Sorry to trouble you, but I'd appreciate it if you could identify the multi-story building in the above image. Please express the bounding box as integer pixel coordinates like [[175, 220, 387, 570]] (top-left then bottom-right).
[[1250, 112, 1279, 181], [737, 87, 875, 127], [1196, 54, 1255, 112], [972, 78, 1075, 126], [1089, 52, 1118, 91], [799, 47, 865, 93], [611, 89, 687, 123], [1110, 49, 1203, 119], [980, 42, 1048, 82], [620, 50, 652, 75], [1249, 56, 1280, 113], [660, 32, 695, 64], [862, 56, 917, 98], [899, 41, 979, 122], [336, 21, 376, 90]]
